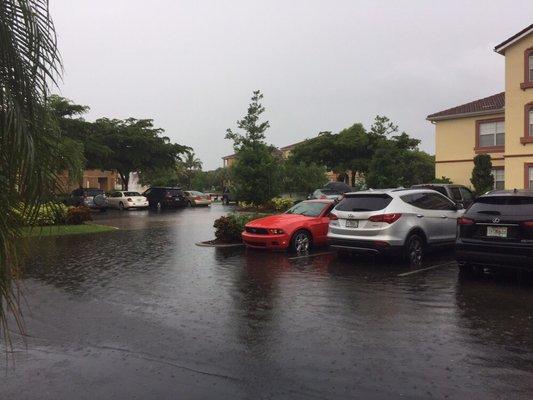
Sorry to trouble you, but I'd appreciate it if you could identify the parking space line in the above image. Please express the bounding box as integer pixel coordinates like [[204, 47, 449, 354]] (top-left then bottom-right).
[[397, 262, 454, 277], [288, 252, 337, 261]]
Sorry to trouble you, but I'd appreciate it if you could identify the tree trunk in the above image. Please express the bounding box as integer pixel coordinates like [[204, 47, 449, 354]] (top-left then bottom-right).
[[119, 171, 129, 190]]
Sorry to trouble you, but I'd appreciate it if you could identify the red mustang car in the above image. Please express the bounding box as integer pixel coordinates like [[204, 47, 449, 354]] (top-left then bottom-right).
[[242, 199, 336, 252]]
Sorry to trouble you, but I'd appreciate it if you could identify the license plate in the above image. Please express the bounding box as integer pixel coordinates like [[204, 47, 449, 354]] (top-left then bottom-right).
[[487, 226, 507, 238], [345, 219, 358, 228]]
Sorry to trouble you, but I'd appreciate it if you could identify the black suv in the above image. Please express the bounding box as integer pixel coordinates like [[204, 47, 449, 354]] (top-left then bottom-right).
[[411, 184, 475, 208], [456, 189, 533, 273], [142, 187, 187, 209]]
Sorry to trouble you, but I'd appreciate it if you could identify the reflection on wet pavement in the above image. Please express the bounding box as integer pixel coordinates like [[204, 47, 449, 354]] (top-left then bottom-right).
[[2, 205, 533, 399]]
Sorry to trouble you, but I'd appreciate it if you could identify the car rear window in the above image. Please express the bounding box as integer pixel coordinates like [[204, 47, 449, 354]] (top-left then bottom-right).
[[124, 192, 141, 196], [167, 189, 183, 196], [86, 189, 104, 196], [469, 196, 533, 216], [335, 194, 392, 212]]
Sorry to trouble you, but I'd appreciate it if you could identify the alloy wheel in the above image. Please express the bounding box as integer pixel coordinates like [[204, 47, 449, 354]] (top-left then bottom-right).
[[408, 236, 423, 267], [294, 232, 310, 253]]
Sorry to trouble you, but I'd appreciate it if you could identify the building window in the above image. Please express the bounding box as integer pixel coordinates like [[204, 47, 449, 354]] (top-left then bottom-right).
[[477, 119, 504, 149], [522, 103, 533, 144], [526, 165, 533, 189], [529, 108, 533, 137], [491, 168, 504, 190], [522, 48, 533, 90], [529, 53, 533, 82]]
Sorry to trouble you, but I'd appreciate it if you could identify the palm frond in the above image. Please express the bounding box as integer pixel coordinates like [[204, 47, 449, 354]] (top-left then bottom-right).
[[0, 0, 61, 343]]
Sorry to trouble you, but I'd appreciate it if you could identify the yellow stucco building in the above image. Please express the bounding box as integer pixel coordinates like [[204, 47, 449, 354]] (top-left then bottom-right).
[[428, 24, 533, 190]]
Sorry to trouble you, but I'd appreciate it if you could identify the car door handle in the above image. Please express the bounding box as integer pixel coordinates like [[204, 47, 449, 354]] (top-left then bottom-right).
[[416, 214, 424, 218], [440, 215, 448, 219]]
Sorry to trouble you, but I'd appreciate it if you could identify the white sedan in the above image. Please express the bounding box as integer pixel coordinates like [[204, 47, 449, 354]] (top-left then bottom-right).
[[107, 191, 149, 210]]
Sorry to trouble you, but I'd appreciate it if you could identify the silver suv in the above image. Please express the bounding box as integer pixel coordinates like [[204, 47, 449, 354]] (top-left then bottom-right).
[[327, 188, 465, 266]]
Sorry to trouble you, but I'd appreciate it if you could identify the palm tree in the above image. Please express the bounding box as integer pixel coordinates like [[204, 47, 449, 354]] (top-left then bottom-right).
[[182, 151, 202, 188], [1, 0, 61, 340]]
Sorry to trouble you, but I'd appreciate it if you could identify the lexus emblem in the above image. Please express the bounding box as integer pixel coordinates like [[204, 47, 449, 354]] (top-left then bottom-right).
[[348, 214, 355, 219], [492, 218, 500, 224]]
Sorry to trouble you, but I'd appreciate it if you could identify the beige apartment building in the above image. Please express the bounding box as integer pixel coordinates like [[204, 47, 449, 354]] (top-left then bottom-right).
[[428, 24, 533, 190]]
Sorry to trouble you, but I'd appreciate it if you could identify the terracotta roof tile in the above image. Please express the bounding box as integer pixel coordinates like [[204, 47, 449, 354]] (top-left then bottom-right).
[[427, 92, 505, 121]]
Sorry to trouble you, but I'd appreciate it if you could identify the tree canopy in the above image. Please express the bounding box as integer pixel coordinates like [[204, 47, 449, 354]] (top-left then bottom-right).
[[225, 90, 282, 204], [291, 115, 435, 189], [47, 96, 190, 190]]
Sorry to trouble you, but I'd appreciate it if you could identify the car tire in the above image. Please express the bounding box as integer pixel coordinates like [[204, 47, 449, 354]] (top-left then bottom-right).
[[290, 230, 311, 253], [404, 233, 425, 268], [187, 201, 193, 207], [118, 202, 124, 211]]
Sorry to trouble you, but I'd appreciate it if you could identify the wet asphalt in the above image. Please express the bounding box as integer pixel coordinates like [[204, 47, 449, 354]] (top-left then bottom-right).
[[2, 204, 533, 399]]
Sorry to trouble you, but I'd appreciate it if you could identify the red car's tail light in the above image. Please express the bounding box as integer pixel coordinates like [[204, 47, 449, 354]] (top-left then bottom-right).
[[368, 213, 402, 224], [268, 228, 284, 235], [457, 217, 475, 226], [521, 220, 533, 228]]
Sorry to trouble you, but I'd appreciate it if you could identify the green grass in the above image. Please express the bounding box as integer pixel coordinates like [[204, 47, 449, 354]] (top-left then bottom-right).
[[22, 223, 117, 238]]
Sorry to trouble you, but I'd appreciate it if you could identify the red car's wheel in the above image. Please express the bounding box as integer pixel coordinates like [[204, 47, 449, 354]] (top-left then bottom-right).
[[290, 230, 311, 253]]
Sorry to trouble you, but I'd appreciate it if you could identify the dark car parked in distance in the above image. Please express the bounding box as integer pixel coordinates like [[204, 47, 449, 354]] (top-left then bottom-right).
[[456, 189, 533, 274], [142, 187, 188, 209], [67, 188, 108, 210], [411, 184, 475, 208]]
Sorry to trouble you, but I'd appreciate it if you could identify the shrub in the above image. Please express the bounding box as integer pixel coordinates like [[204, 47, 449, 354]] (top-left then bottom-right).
[[213, 213, 262, 243], [238, 201, 256, 210], [238, 198, 294, 212], [270, 197, 294, 212], [66, 206, 92, 225], [16, 202, 69, 226], [471, 154, 494, 195]]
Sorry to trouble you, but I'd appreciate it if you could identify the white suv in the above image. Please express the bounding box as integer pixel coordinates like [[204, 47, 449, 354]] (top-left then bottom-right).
[[327, 188, 465, 266]]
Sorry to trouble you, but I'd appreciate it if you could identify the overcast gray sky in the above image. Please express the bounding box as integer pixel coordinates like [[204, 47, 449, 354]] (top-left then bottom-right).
[[50, 0, 532, 169]]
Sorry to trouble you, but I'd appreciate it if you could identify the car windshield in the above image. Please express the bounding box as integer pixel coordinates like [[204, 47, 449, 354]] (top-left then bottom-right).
[[286, 202, 327, 217], [124, 192, 141, 196], [335, 194, 393, 212], [469, 196, 533, 216]]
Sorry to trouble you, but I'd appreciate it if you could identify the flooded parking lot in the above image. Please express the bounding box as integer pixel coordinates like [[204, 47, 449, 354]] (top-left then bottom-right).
[[2, 205, 533, 399]]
